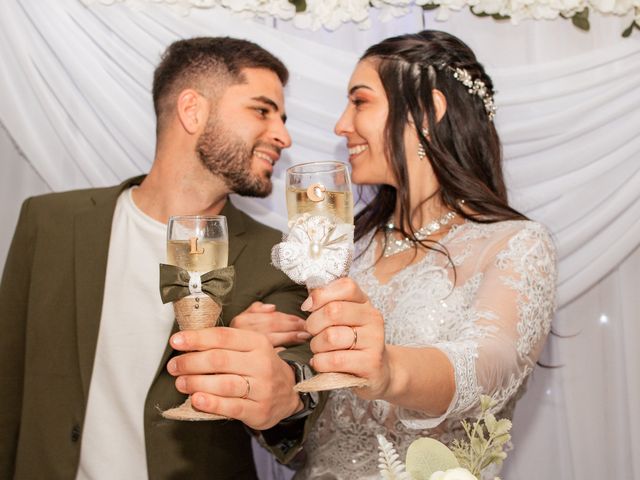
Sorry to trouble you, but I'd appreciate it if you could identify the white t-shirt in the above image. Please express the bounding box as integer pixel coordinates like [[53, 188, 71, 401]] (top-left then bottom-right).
[[76, 188, 175, 480]]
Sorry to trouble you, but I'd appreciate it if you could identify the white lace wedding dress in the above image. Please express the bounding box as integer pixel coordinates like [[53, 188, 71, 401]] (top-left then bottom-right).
[[294, 220, 557, 479]]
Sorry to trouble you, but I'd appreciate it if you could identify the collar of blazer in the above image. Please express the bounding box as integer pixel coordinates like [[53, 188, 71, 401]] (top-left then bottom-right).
[[73, 175, 249, 400]]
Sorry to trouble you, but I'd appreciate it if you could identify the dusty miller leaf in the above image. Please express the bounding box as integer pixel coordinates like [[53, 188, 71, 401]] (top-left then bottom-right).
[[406, 437, 460, 480]]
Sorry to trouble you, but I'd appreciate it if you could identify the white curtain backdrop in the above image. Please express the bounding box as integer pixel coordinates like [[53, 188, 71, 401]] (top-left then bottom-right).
[[0, 1, 638, 478]]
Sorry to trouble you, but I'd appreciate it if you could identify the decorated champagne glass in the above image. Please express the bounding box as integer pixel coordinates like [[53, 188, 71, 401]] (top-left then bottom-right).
[[285, 161, 354, 226], [275, 161, 367, 392], [160, 215, 233, 421]]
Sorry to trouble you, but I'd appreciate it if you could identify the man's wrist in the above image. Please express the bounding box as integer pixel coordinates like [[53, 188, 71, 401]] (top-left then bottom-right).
[[281, 360, 319, 423]]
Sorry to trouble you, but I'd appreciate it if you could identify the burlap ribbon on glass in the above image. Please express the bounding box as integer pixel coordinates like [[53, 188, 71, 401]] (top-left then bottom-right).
[[159, 264, 235, 329], [158, 264, 235, 420]]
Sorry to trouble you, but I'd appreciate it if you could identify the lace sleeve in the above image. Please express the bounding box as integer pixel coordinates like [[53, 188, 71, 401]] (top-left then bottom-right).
[[397, 222, 557, 429]]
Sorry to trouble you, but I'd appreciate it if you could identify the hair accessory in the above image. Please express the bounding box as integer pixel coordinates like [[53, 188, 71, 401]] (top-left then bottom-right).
[[417, 127, 429, 161], [451, 68, 496, 120]]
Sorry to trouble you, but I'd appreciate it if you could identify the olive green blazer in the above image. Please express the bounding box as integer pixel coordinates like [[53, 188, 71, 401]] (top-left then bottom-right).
[[0, 176, 315, 480]]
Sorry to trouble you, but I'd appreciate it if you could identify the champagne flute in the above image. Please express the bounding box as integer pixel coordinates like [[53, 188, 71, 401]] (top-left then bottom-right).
[[162, 215, 229, 421], [286, 161, 354, 225], [286, 161, 367, 392]]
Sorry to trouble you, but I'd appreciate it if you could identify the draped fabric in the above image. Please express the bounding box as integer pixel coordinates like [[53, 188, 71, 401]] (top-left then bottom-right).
[[0, 1, 638, 479], [1, 2, 638, 307]]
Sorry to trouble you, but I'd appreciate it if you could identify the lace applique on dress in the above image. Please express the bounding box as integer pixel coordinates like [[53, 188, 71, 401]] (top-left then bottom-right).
[[495, 223, 557, 358], [295, 220, 557, 480]]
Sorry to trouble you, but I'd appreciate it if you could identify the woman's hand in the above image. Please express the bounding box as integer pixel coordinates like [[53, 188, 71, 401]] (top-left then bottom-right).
[[230, 301, 310, 347], [302, 277, 391, 400]]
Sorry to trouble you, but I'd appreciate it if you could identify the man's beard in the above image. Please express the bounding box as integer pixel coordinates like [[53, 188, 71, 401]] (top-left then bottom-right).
[[196, 116, 273, 197]]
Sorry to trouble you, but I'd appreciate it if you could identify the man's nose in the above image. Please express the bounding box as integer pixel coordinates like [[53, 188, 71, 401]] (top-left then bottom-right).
[[271, 119, 292, 149]]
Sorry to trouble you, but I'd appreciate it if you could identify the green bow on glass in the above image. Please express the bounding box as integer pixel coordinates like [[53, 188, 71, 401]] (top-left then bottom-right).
[[159, 264, 235, 305]]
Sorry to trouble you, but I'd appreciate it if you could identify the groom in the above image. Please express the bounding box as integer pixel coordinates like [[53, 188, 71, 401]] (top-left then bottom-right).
[[0, 37, 319, 479]]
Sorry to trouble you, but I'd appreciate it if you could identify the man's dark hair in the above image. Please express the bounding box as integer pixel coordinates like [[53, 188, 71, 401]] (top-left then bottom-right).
[[152, 37, 288, 130]]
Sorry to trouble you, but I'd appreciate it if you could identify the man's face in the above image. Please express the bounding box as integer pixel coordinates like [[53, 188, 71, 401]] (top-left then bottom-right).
[[196, 67, 291, 197]]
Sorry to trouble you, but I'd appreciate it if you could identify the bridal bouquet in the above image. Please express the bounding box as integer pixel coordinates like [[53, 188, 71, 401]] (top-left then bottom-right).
[[378, 396, 512, 480]]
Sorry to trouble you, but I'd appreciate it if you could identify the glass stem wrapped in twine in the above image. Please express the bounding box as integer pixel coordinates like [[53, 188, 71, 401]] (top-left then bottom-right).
[[273, 161, 367, 392], [159, 263, 235, 420], [159, 215, 232, 421]]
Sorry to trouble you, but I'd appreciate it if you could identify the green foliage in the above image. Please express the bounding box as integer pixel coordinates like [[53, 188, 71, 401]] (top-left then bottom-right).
[[571, 8, 590, 31], [449, 395, 512, 478], [622, 20, 640, 38], [288, 0, 307, 13], [471, 11, 511, 21], [405, 437, 460, 480]]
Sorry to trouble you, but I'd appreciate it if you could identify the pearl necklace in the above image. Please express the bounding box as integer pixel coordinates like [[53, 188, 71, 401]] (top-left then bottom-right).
[[383, 211, 457, 257]]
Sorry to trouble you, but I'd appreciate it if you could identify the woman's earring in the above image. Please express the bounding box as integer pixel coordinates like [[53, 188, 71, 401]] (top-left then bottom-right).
[[417, 127, 429, 161]]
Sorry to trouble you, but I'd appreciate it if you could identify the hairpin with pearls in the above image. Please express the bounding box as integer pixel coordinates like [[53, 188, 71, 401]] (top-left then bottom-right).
[[450, 67, 496, 121]]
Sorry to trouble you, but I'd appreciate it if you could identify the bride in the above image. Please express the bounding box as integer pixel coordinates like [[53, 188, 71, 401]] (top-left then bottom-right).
[[293, 30, 557, 479]]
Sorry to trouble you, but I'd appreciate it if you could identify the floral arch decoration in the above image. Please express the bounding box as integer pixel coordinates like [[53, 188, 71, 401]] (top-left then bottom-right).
[[84, 0, 640, 36]]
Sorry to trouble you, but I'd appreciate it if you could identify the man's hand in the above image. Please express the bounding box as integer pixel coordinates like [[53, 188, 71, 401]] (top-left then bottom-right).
[[230, 301, 310, 347], [167, 327, 303, 430]]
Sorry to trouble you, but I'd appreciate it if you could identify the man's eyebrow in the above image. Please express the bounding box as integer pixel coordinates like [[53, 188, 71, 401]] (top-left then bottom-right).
[[251, 95, 287, 123], [348, 84, 373, 96]]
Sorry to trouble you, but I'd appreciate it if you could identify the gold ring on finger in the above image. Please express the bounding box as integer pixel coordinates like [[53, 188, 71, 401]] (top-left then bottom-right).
[[348, 326, 358, 350], [240, 375, 251, 399]]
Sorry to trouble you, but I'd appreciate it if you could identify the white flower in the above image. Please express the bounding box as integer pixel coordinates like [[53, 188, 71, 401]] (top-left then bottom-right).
[[429, 0, 475, 21], [84, 0, 640, 33], [271, 214, 354, 288], [471, 0, 507, 16], [293, 0, 371, 30], [590, 0, 636, 14], [220, 0, 295, 19], [370, 0, 413, 22], [190, 0, 219, 7], [429, 468, 478, 480]]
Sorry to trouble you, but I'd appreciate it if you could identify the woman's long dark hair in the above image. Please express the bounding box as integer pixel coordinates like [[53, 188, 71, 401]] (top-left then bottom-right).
[[354, 30, 527, 246]]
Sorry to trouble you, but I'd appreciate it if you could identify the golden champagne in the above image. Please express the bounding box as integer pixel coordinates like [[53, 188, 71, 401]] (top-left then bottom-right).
[[167, 239, 228, 271], [286, 187, 353, 224]]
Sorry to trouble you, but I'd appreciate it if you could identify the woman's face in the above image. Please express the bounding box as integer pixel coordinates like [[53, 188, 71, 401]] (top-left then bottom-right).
[[334, 60, 397, 187]]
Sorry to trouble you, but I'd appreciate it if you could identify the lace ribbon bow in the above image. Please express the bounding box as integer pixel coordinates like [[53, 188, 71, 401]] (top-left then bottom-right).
[[159, 264, 235, 304], [271, 214, 354, 289]]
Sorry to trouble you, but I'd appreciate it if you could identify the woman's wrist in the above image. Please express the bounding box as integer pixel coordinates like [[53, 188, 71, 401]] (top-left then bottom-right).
[[378, 344, 411, 403], [375, 345, 455, 416]]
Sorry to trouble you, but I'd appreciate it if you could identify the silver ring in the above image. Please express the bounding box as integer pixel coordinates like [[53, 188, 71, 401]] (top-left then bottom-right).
[[240, 375, 251, 399], [348, 327, 358, 350]]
